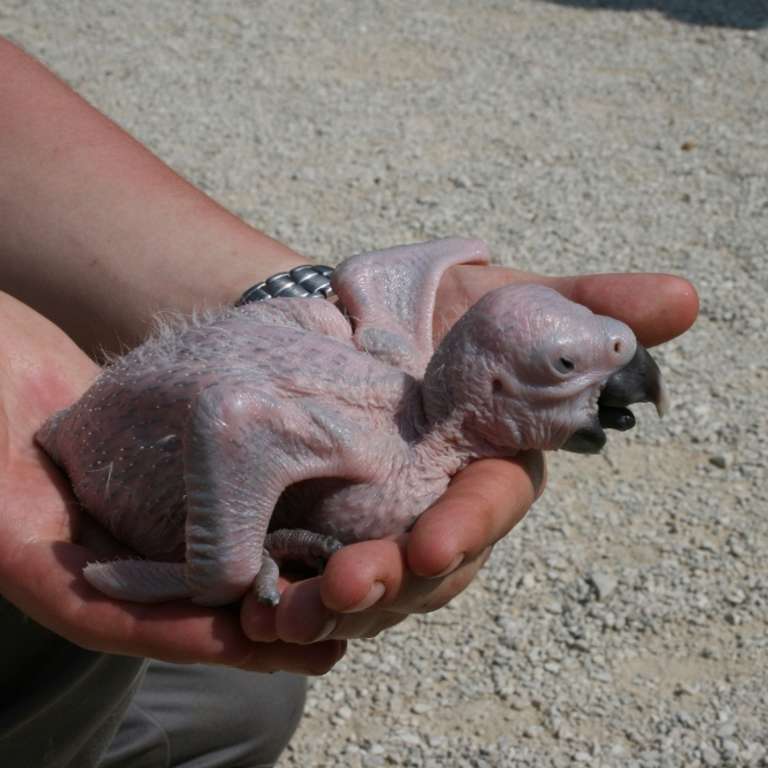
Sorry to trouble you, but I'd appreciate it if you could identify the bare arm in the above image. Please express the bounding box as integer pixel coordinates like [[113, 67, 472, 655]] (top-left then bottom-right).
[[0, 37, 304, 356]]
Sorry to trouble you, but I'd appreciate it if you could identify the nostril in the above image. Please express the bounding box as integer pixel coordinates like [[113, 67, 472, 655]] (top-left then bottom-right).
[[613, 340, 622, 354]]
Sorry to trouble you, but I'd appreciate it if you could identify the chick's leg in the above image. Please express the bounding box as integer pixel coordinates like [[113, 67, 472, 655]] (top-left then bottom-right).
[[183, 387, 364, 607]]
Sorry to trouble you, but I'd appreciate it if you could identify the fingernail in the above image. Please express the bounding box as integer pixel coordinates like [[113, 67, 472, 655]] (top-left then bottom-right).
[[309, 617, 338, 643], [344, 581, 386, 613], [429, 553, 465, 579]]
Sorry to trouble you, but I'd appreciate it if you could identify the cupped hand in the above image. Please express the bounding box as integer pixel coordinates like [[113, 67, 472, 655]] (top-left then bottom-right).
[[0, 293, 344, 674], [241, 263, 698, 644]]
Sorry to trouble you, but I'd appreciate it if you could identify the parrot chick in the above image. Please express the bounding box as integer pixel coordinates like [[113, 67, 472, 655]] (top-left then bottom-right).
[[36, 239, 667, 606]]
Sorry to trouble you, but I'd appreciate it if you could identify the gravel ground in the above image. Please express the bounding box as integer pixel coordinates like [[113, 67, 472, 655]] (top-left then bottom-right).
[[4, 2, 767, 766]]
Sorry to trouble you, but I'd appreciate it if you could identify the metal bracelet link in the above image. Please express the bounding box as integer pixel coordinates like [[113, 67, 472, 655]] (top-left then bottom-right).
[[236, 264, 334, 305]]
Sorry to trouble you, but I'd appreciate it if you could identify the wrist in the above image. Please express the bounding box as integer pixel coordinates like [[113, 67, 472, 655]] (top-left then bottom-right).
[[114, 228, 311, 352]]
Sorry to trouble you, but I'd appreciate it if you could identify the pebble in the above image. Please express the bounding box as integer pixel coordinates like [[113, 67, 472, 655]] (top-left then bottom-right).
[[725, 588, 746, 605], [700, 745, 721, 767], [709, 453, 731, 469], [721, 739, 739, 759], [589, 572, 619, 601]]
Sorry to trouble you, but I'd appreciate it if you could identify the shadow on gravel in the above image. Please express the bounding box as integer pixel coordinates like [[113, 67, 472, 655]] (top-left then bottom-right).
[[541, 0, 768, 29]]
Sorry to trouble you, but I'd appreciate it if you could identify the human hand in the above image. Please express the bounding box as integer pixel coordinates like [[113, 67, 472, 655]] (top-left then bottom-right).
[[0, 293, 344, 674], [240, 264, 698, 643]]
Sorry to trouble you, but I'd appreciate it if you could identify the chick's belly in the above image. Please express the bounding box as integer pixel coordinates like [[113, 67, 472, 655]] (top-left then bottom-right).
[[272, 476, 448, 543]]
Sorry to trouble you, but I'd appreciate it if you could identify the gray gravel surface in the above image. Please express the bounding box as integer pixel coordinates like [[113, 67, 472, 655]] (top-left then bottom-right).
[[4, 1, 767, 766]]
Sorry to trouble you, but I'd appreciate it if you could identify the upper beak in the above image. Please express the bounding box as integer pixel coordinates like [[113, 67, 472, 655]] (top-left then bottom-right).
[[561, 345, 669, 454], [599, 344, 669, 418]]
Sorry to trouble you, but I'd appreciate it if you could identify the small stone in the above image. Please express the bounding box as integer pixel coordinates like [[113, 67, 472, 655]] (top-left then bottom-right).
[[743, 742, 767, 763], [709, 454, 730, 469], [602, 612, 617, 629], [449, 175, 472, 189], [411, 703, 430, 715], [701, 744, 720, 766], [522, 573, 536, 589], [337, 705, 352, 720], [677, 710, 695, 728], [725, 589, 746, 606], [721, 739, 739, 758], [569, 640, 591, 653], [589, 572, 618, 601], [718, 723, 736, 738]]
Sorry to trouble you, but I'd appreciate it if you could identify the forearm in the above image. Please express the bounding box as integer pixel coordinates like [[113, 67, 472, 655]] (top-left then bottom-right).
[[0, 38, 304, 356]]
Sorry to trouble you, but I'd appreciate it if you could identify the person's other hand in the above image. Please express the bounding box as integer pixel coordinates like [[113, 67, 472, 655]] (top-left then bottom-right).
[[240, 265, 698, 643], [0, 293, 344, 674]]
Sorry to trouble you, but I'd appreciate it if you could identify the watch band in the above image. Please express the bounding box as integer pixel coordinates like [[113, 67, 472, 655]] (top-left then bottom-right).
[[235, 264, 334, 305]]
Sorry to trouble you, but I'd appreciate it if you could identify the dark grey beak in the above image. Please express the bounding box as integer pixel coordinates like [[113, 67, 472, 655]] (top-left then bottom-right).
[[561, 345, 669, 454]]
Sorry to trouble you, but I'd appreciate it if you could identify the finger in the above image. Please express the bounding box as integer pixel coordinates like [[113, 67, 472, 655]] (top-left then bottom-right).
[[320, 536, 478, 619], [272, 577, 339, 645], [439, 266, 698, 348], [329, 546, 493, 639], [320, 538, 407, 614], [235, 637, 346, 676], [331, 610, 407, 640], [390, 547, 492, 615], [244, 557, 410, 643], [544, 273, 699, 348], [405, 452, 544, 579]]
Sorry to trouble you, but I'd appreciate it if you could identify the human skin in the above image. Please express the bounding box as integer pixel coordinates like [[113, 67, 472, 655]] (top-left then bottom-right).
[[0, 37, 698, 658]]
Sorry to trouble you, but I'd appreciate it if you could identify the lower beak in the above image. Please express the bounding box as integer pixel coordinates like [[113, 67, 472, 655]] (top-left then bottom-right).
[[561, 345, 668, 454]]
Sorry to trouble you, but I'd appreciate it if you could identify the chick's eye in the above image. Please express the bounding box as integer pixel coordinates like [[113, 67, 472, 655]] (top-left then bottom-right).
[[554, 357, 575, 374]]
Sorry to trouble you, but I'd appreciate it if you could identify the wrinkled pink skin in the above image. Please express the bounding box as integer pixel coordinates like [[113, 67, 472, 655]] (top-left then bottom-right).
[[37, 239, 635, 606]]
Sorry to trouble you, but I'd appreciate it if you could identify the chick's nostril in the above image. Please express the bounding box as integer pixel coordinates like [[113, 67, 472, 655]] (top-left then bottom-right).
[[601, 318, 636, 366]]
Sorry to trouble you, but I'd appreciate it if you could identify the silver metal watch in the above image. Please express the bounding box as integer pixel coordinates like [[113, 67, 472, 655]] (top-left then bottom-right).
[[235, 265, 334, 305]]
